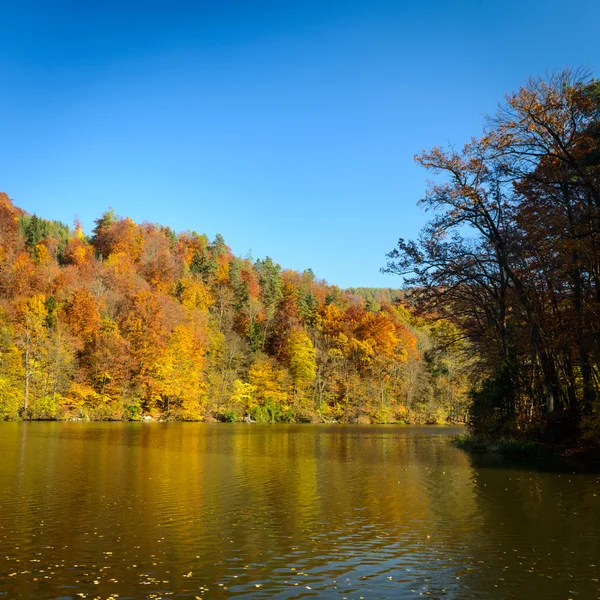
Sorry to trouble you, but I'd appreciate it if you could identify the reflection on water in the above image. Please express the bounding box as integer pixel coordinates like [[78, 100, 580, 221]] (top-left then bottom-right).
[[0, 423, 598, 599]]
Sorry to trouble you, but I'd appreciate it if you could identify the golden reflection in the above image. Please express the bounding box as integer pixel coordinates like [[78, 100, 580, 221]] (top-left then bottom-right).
[[1, 424, 598, 599]]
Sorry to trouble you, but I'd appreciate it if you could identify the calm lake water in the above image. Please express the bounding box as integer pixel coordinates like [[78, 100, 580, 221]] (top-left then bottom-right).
[[0, 423, 599, 599]]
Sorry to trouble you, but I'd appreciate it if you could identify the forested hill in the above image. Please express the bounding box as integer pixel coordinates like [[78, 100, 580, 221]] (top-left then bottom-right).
[[0, 193, 469, 422]]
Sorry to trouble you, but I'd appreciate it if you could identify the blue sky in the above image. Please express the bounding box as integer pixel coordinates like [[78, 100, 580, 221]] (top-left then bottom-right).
[[1, 0, 598, 287]]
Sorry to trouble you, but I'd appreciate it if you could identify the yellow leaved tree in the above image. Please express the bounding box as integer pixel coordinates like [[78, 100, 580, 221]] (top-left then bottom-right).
[[158, 324, 207, 420], [245, 355, 290, 422], [285, 328, 316, 414]]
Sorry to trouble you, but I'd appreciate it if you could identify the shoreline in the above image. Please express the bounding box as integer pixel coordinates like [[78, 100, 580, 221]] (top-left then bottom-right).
[[2, 416, 467, 426], [452, 433, 600, 464]]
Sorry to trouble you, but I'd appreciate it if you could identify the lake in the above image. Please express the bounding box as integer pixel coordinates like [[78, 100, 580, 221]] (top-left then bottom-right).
[[0, 423, 599, 599]]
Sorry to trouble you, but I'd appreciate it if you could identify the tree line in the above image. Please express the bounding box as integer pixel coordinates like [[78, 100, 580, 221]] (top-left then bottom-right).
[[0, 194, 468, 422], [385, 68, 600, 447]]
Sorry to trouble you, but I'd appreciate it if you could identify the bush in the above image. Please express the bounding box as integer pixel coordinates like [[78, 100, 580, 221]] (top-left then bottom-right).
[[27, 395, 62, 420], [372, 407, 394, 424], [250, 401, 293, 423], [222, 409, 239, 422]]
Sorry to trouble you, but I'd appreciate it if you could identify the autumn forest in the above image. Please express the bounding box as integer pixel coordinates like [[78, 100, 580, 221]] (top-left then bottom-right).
[[2, 68, 600, 452], [0, 192, 469, 424]]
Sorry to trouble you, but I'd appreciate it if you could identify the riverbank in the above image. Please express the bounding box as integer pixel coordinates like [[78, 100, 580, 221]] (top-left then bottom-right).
[[6, 412, 466, 426]]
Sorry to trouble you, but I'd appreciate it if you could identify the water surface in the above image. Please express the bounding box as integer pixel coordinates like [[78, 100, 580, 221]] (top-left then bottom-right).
[[0, 423, 599, 599]]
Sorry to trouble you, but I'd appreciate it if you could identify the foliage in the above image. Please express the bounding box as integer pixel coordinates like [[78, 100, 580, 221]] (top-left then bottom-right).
[[0, 189, 470, 423], [385, 68, 600, 448]]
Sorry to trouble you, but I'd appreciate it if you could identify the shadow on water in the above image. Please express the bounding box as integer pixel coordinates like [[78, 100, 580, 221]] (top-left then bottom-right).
[[460, 446, 600, 474], [456, 448, 600, 599]]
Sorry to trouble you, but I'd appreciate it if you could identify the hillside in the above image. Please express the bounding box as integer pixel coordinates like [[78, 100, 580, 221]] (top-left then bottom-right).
[[0, 193, 469, 422]]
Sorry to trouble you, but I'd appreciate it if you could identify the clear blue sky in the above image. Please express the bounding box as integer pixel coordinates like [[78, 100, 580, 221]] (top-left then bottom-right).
[[1, 0, 598, 287]]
